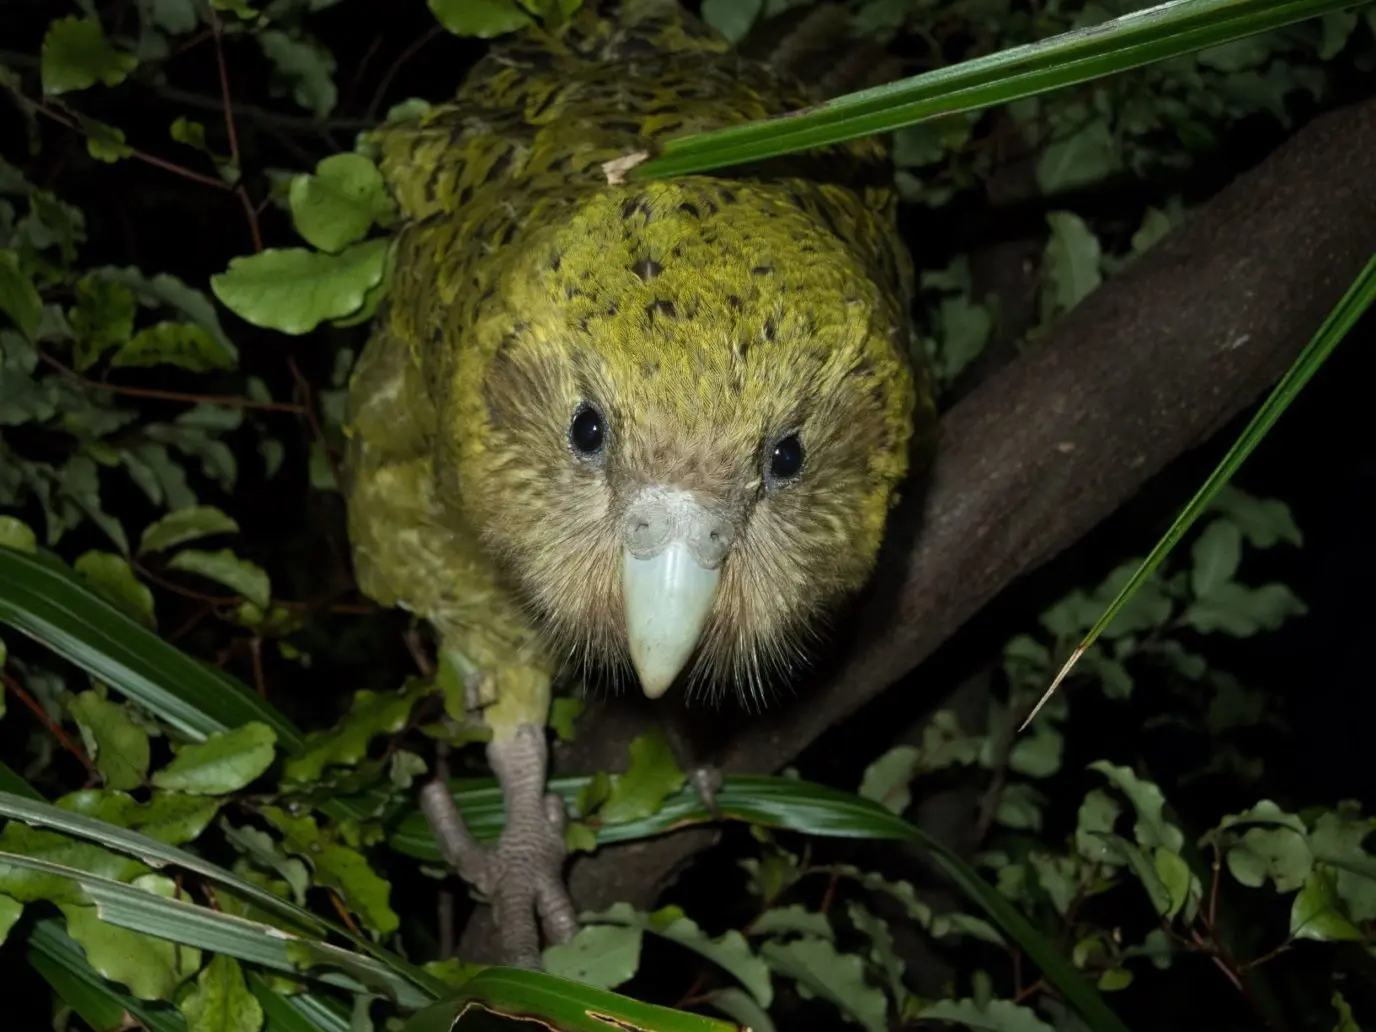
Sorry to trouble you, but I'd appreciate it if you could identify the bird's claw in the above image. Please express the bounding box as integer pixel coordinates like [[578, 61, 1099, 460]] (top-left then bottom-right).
[[419, 724, 577, 969]]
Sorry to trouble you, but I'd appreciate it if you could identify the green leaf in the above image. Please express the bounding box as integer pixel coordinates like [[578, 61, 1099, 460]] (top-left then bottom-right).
[[74, 550, 155, 628], [1306, 805, 1376, 922], [41, 16, 139, 95], [1089, 761, 1183, 852], [542, 922, 642, 989], [210, 241, 390, 336], [0, 893, 22, 945], [68, 691, 151, 791], [182, 954, 265, 1032], [597, 727, 688, 825], [1190, 519, 1243, 597], [166, 548, 270, 608], [760, 936, 888, 1032], [1208, 487, 1303, 548], [151, 722, 277, 795], [289, 153, 395, 254], [427, 0, 534, 38], [1182, 582, 1308, 636], [1041, 211, 1102, 320], [1226, 823, 1312, 892], [549, 696, 585, 742], [59, 789, 220, 846], [1036, 113, 1119, 193], [111, 321, 237, 372], [847, 902, 906, 1011], [61, 876, 202, 1000], [750, 904, 834, 940], [222, 822, 310, 907], [859, 745, 919, 814], [0, 249, 42, 340], [256, 30, 337, 117], [1154, 847, 1193, 921], [706, 987, 777, 1032], [69, 275, 137, 370], [1075, 789, 1122, 866], [261, 808, 398, 936], [84, 119, 134, 163], [596, 902, 773, 1008], [88, 266, 238, 363], [700, 0, 762, 42], [282, 679, 432, 785], [1331, 991, 1362, 1032], [1291, 866, 1362, 941], [0, 516, 38, 553], [139, 506, 240, 555], [917, 998, 1056, 1031]]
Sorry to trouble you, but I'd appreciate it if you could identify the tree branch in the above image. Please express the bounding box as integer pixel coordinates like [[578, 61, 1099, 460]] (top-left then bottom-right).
[[553, 95, 1376, 914]]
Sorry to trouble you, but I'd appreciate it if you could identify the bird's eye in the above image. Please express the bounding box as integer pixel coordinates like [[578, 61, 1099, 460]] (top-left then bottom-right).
[[569, 403, 606, 456], [767, 433, 804, 483]]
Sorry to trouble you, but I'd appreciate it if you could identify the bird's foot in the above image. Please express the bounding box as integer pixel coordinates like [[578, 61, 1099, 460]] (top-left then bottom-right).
[[419, 723, 577, 969]]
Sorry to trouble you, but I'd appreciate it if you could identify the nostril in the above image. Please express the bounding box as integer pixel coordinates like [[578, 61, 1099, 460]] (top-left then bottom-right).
[[709, 529, 721, 543]]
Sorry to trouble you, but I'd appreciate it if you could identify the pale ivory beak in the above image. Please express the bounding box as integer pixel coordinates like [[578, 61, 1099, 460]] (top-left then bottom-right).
[[620, 487, 734, 699]]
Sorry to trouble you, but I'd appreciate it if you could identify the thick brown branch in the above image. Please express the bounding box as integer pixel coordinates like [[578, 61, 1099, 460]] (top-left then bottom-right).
[[552, 95, 1376, 915]]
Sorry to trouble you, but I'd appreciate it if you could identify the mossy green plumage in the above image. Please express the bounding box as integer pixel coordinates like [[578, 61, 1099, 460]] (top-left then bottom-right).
[[347, 1, 933, 708]]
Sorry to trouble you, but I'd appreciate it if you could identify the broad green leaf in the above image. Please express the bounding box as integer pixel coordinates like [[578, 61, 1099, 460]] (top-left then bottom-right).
[[542, 922, 642, 989], [1291, 866, 1362, 941], [1209, 487, 1303, 548], [0, 818, 147, 904], [1041, 211, 1102, 319], [68, 691, 151, 791], [261, 808, 398, 936], [74, 550, 155, 628], [1190, 519, 1243, 597], [139, 506, 240, 555], [41, 17, 139, 95], [1182, 582, 1307, 635], [282, 679, 432, 784], [61, 875, 202, 1000], [859, 745, 919, 814], [597, 727, 688, 825], [0, 893, 22, 944], [1154, 847, 1193, 921], [84, 119, 133, 163], [0, 516, 38, 553], [166, 548, 271, 608], [289, 153, 395, 254], [68, 275, 136, 370], [152, 722, 277, 795], [847, 902, 906, 1011], [549, 696, 585, 742], [1089, 761, 1183, 852], [59, 789, 220, 847], [0, 249, 42, 339], [221, 822, 311, 906], [750, 904, 834, 940], [1075, 789, 1122, 866], [210, 241, 390, 336], [1331, 991, 1361, 1032], [1036, 114, 1119, 193], [181, 954, 264, 1032], [111, 321, 237, 372], [1226, 824, 1312, 892], [1307, 805, 1376, 922], [706, 987, 777, 1032], [28, 918, 190, 1032], [427, 0, 534, 38], [87, 267, 237, 363], [760, 936, 888, 1032], [592, 902, 773, 1007], [256, 30, 337, 118], [918, 998, 1056, 1031]]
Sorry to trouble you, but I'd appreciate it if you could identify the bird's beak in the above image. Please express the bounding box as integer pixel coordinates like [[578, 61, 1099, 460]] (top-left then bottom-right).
[[620, 488, 733, 699]]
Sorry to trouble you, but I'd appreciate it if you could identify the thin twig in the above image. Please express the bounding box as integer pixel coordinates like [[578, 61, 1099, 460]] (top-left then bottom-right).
[[39, 352, 309, 414], [288, 355, 344, 491], [367, 25, 444, 120], [208, 7, 263, 252], [1, 669, 99, 779]]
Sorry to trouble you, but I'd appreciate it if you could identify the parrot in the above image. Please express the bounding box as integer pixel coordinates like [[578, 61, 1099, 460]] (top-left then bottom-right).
[[343, 0, 935, 969]]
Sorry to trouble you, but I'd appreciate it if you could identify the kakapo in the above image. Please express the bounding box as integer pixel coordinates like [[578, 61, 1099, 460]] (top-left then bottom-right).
[[344, 0, 935, 967]]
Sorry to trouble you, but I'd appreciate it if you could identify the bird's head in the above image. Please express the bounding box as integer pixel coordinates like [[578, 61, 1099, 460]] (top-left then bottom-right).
[[438, 177, 920, 704]]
